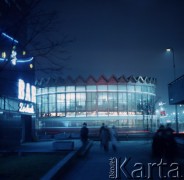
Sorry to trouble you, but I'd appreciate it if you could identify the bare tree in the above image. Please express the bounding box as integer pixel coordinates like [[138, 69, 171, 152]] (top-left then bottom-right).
[[0, 0, 73, 78]]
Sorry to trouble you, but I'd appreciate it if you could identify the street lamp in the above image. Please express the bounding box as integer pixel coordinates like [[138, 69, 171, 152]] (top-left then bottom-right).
[[166, 48, 179, 133]]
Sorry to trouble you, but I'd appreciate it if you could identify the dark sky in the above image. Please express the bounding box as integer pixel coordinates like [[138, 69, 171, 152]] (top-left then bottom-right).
[[41, 0, 184, 105]]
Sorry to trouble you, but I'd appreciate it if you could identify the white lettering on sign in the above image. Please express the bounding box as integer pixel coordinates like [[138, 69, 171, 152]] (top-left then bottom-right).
[[18, 79, 36, 103], [19, 102, 35, 113], [18, 79, 25, 100], [25, 83, 31, 101]]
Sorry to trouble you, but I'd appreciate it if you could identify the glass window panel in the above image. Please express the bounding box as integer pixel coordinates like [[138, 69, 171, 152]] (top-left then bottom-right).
[[76, 93, 86, 111], [66, 86, 75, 92], [136, 93, 142, 112], [98, 92, 108, 111], [127, 85, 135, 92], [66, 93, 75, 111], [142, 86, 148, 92], [76, 86, 85, 92], [97, 85, 107, 91], [118, 85, 126, 91], [135, 85, 141, 92], [42, 94, 48, 114], [57, 86, 65, 92], [49, 94, 56, 113], [86, 92, 97, 112], [108, 92, 118, 111], [86, 85, 96, 91], [42, 88, 48, 94], [127, 93, 136, 112], [108, 85, 117, 91], [118, 93, 127, 111], [48, 87, 55, 93], [57, 93, 65, 112], [37, 96, 41, 117], [37, 88, 41, 95], [142, 94, 148, 115]]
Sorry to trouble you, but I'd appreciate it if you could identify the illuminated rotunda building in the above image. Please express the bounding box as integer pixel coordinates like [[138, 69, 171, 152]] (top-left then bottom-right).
[[36, 75, 157, 133]]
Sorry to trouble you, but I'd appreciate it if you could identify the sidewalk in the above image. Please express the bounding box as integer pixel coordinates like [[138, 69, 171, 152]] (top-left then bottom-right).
[[60, 140, 184, 180]]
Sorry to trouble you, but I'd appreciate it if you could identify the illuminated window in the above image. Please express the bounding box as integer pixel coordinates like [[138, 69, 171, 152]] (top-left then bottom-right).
[[31, 86, 36, 103], [142, 86, 148, 92], [57, 86, 65, 93], [57, 93, 65, 112], [49, 94, 56, 113], [108, 85, 117, 91], [66, 93, 75, 111], [76, 86, 85, 92], [97, 85, 107, 91], [127, 85, 135, 92], [108, 92, 118, 112], [118, 93, 127, 112], [86, 92, 97, 115], [86, 85, 96, 91], [48, 87, 56, 94], [66, 86, 75, 92], [135, 86, 141, 92], [118, 85, 126, 91], [98, 92, 108, 111]]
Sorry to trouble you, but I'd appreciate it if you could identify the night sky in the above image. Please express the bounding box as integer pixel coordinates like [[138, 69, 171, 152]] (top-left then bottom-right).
[[39, 0, 184, 107]]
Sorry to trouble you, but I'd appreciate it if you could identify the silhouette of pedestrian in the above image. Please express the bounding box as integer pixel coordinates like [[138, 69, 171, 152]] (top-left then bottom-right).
[[110, 125, 118, 152], [100, 125, 110, 152], [152, 125, 165, 156], [164, 123, 177, 157], [99, 123, 105, 136], [80, 122, 89, 147]]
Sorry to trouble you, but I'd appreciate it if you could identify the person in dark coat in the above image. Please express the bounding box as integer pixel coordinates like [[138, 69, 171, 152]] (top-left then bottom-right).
[[152, 125, 166, 156], [80, 122, 89, 146], [99, 123, 105, 136], [100, 125, 111, 152], [164, 123, 177, 157]]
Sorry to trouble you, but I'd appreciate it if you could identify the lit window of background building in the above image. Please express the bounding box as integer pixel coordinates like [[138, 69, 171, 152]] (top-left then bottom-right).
[[36, 75, 157, 134]]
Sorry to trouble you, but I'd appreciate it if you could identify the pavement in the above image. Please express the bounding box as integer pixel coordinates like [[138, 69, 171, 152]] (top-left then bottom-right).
[[60, 140, 184, 180], [1, 139, 184, 179]]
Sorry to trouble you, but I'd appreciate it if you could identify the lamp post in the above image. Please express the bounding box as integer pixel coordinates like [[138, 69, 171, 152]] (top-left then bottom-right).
[[166, 48, 179, 133]]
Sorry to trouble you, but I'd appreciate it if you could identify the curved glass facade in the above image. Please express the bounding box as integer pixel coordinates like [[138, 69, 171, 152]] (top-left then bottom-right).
[[36, 75, 157, 131]]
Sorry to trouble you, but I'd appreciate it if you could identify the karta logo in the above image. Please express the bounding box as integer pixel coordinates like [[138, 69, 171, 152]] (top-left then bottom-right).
[[109, 157, 184, 179]]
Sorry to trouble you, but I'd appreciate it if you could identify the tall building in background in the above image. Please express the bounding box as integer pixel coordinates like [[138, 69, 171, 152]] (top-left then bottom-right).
[[0, 0, 36, 148], [36, 75, 157, 136]]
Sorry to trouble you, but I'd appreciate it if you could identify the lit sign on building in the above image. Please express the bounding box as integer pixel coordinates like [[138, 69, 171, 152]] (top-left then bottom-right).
[[0, 32, 33, 66], [18, 79, 36, 114], [19, 103, 35, 113], [18, 79, 36, 103]]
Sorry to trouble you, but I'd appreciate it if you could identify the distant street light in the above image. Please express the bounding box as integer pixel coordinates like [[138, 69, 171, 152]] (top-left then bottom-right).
[[166, 48, 179, 133]]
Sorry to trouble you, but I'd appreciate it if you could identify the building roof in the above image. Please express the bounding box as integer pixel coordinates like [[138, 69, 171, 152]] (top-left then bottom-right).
[[35, 75, 157, 87]]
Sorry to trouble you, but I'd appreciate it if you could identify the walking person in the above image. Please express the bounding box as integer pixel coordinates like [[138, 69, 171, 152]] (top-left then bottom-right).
[[99, 123, 105, 136], [80, 122, 89, 147], [110, 125, 118, 152], [100, 125, 110, 152]]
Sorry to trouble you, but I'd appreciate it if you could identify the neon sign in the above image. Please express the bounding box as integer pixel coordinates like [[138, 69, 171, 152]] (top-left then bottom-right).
[[18, 79, 36, 103], [19, 103, 35, 113], [0, 50, 33, 66], [1, 32, 33, 66], [1, 32, 19, 44]]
